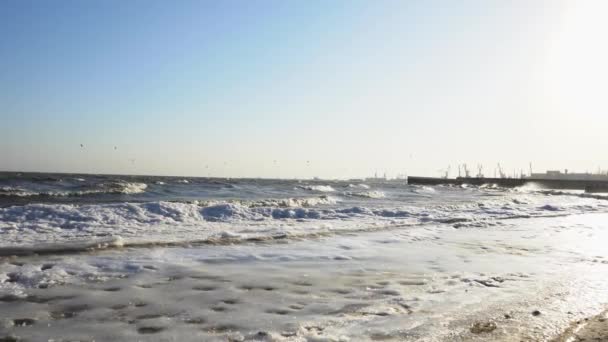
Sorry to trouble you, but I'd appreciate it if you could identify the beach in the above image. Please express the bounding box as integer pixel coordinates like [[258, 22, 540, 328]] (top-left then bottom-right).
[[552, 310, 608, 342], [2, 174, 608, 341]]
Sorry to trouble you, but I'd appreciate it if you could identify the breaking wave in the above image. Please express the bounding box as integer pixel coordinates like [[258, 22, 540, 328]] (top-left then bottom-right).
[[297, 185, 336, 192], [348, 183, 370, 189], [413, 186, 436, 194], [0, 187, 36, 197], [1, 190, 606, 254], [344, 191, 386, 199], [0, 201, 404, 229], [0, 182, 147, 197], [245, 195, 338, 208]]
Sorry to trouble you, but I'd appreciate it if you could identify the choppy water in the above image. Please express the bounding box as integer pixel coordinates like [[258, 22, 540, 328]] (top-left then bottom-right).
[[2, 172, 608, 341], [2, 172, 606, 253]]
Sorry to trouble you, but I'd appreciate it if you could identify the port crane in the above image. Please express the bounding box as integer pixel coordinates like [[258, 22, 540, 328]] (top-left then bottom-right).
[[496, 163, 506, 178], [437, 165, 451, 179], [476, 164, 484, 178], [462, 164, 471, 178]]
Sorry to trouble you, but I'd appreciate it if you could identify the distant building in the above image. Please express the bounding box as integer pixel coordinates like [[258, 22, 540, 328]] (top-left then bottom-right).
[[365, 171, 387, 181], [528, 170, 608, 181]]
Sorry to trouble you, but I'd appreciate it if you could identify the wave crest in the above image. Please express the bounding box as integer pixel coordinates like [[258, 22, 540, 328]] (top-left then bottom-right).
[[297, 185, 336, 192], [344, 191, 386, 199], [0, 181, 147, 197], [348, 183, 370, 189]]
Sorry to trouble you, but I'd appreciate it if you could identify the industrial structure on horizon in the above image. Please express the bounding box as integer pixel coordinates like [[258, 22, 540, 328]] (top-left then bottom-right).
[[528, 170, 608, 181], [407, 166, 608, 192]]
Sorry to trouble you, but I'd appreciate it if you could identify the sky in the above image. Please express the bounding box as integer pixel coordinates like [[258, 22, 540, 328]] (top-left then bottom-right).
[[1, 0, 608, 179]]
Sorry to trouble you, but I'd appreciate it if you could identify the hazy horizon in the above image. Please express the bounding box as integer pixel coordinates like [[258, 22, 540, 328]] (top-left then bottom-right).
[[0, 165, 603, 181], [3, 0, 607, 179]]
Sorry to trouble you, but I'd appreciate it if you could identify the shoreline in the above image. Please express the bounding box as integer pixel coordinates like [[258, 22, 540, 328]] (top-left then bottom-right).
[[553, 309, 608, 342], [3, 214, 608, 341]]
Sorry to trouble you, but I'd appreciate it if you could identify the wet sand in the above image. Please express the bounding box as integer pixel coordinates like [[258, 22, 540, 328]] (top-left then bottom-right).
[[553, 310, 608, 342]]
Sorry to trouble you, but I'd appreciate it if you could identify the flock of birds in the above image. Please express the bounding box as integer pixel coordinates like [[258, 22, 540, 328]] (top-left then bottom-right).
[[79, 144, 134, 163], [78, 144, 312, 169]]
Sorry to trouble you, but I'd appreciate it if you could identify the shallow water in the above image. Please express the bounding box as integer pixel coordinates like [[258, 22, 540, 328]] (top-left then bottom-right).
[[1, 173, 608, 340]]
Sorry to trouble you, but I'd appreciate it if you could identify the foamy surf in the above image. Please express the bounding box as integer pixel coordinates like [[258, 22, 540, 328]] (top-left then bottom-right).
[[3, 213, 608, 341], [0, 181, 148, 197], [0, 236, 124, 256], [1, 190, 607, 255], [297, 185, 336, 192], [344, 190, 386, 198]]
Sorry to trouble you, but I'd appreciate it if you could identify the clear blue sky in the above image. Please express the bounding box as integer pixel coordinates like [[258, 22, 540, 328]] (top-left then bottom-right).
[[2, 0, 607, 178]]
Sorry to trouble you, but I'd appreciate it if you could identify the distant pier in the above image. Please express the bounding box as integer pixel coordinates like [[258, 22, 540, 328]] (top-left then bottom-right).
[[407, 176, 608, 191]]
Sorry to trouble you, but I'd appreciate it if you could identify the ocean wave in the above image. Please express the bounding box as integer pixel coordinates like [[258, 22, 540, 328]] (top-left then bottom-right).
[[479, 183, 499, 189], [2, 188, 608, 254], [0, 187, 37, 197], [0, 181, 147, 197], [344, 191, 386, 199], [538, 189, 608, 201], [0, 200, 414, 256], [247, 195, 338, 208], [539, 204, 561, 211], [412, 186, 436, 194], [0, 236, 125, 256], [96, 181, 148, 194], [0, 201, 414, 235], [511, 183, 545, 193], [187, 195, 338, 209], [1, 194, 599, 234], [297, 185, 336, 192], [348, 183, 370, 189], [504, 186, 608, 202]]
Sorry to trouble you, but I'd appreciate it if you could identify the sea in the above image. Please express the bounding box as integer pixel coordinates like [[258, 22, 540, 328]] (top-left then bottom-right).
[[1, 172, 608, 341]]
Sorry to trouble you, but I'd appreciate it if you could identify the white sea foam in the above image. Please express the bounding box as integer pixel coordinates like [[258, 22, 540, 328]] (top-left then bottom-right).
[[0, 186, 37, 197], [1, 190, 606, 253], [4, 213, 608, 341], [100, 181, 148, 194], [248, 195, 338, 208], [512, 182, 544, 193], [0, 181, 148, 197], [297, 185, 336, 192], [348, 183, 370, 189], [344, 191, 386, 199], [412, 186, 436, 194]]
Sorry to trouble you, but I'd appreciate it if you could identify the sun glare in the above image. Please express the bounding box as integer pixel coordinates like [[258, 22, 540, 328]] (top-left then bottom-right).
[[542, 1, 608, 116]]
